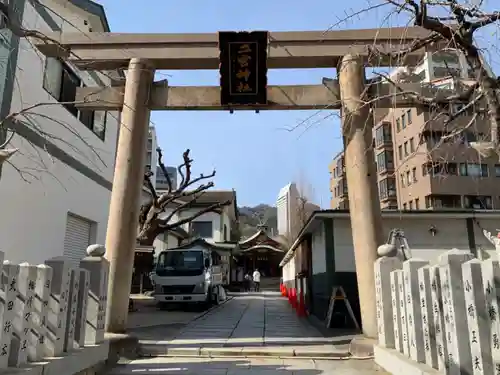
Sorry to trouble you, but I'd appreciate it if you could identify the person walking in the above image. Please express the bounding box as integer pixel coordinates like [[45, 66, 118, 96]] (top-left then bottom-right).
[[244, 272, 252, 292], [253, 269, 261, 292]]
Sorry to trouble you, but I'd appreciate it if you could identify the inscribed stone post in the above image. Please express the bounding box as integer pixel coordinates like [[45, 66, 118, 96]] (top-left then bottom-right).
[[9, 263, 37, 367], [64, 269, 81, 352], [481, 259, 500, 375], [74, 269, 89, 347], [45, 257, 72, 356], [390, 270, 404, 353], [375, 257, 402, 349], [403, 258, 428, 363], [438, 249, 474, 375], [0, 262, 19, 369], [393, 269, 410, 355], [418, 265, 439, 370], [462, 259, 492, 375], [80, 248, 109, 344], [28, 264, 52, 361], [430, 264, 448, 372]]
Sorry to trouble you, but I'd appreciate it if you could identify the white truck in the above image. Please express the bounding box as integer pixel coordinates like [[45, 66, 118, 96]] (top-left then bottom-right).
[[152, 245, 225, 308]]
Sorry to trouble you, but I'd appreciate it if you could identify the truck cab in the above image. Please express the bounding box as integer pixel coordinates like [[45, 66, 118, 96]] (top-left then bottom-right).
[[152, 245, 224, 307]]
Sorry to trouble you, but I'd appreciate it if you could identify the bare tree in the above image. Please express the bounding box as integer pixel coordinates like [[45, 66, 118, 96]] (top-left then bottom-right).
[[137, 148, 231, 246], [368, 0, 500, 158]]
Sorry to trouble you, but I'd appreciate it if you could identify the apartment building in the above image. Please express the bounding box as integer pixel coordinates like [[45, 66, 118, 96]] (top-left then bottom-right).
[[330, 49, 500, 211], [145, 126, 158, 189], [156, 165, 178, 190]]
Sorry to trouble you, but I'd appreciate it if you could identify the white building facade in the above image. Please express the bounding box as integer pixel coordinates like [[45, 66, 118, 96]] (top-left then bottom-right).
[[0, 0, 120, 264], [276, 182, 299, 237], [280, 210, 500, 324], [152, 191, 238, 252]]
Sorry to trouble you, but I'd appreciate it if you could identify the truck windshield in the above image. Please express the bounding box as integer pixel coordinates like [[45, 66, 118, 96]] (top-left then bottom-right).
[[156, 250, 204, 276]]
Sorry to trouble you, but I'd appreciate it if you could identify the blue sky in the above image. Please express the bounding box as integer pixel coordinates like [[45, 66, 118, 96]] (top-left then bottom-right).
[[99, 0, 499, 207]]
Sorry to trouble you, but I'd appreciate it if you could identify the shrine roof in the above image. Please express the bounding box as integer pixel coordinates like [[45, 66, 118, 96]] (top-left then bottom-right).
[[238, 229, 287, 250]]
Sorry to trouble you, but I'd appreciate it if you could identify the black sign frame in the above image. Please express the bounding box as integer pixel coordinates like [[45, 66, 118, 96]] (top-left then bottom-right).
[[218, 31, 268, 107]]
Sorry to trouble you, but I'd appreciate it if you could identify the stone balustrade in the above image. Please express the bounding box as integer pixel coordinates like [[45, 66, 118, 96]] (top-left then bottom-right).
[[375, 249, 500, 375], [0, 244, 109, 375]]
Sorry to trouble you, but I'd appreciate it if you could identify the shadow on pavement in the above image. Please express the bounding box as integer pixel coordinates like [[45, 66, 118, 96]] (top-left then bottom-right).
[[131, 294, 358, 355], [111, 358, 317, 375], [110, 357, 383, 375]]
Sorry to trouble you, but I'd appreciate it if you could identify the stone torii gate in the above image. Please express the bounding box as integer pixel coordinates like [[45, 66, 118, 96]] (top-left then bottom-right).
[[34, 26, 444, 338]]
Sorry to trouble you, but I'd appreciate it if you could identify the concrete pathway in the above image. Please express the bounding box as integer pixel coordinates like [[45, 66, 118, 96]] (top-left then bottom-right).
[[138, 293, 357, 357], [110, 356, 387, 375]]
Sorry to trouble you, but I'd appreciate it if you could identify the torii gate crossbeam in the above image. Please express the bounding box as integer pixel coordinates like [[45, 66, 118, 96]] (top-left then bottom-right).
[[33, 26, 436, 338]]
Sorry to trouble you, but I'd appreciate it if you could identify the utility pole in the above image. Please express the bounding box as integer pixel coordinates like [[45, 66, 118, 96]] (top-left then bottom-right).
[[338, 54, 383, 339], [105, 58, 154, 333]]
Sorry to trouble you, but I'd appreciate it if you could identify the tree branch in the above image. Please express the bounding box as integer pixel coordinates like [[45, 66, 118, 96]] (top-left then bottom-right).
[[370, 0, 500, 158], [156, 147, 173, 194], [137, 148, 230, 246], [161, 200, 231, 231]]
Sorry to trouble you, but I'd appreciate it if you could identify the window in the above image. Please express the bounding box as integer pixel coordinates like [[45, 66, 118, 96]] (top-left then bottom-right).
[[409, 138, 415, 153], [43, 57, 107, 140], [433, 66, 462, 79], [376, 151, 394, 173], [432, 51, 460, 65], [396, 118, 401, 132], [459, 163, 488, 178], [415, 198, 419, 209], [463, 195, 493, 210], [375, 123, 392, 147], [412, 167, 417, 183], [422, 162, 458, 176], [406, 170, 411, 186], [403, 203, 407, 210], [400, 173, 405, 187], [379, 178, 396, 200], [398, 145, 403, 160], [425, 194, 461, 209], [191, 221, 213, 238], [495, 165, 500, 177], [401, 114, 406, 129], [339, 178, 348, 195], [404, 142, 409, 157], [407, 110, 412, 124], [409, 200, 414, 210], [91, 110, 106, 140]]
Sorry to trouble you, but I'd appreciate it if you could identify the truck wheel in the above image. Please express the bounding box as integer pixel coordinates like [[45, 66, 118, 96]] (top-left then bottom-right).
[[212, 286, 220, 305]]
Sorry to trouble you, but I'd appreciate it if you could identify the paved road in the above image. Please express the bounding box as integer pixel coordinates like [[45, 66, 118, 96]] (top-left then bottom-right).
[[110, 356, 387, 375], [138, 293, 356, 355]]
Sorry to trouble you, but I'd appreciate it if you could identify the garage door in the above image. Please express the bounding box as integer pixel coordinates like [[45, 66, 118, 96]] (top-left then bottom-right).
[[63, 213, 92, 268]]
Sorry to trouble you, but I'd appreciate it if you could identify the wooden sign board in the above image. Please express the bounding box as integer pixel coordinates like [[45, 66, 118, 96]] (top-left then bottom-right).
[[218, 31, 268, 106], [325, 285, 360, 330]]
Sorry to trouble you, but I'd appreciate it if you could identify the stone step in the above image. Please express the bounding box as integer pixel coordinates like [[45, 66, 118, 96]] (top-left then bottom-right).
[[138, 343, 351, 359]]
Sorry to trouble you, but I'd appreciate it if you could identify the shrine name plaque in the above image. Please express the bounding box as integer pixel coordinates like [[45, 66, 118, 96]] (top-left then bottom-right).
[[218, 31, 268, 106]]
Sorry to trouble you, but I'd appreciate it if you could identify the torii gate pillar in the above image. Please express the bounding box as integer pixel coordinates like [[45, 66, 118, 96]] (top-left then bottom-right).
[[338, 54, 383, 339], [104, 58, 155, 333]]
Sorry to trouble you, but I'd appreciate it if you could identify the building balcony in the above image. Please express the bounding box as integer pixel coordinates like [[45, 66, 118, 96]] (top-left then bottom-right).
[[377, 163, 395, 176]]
